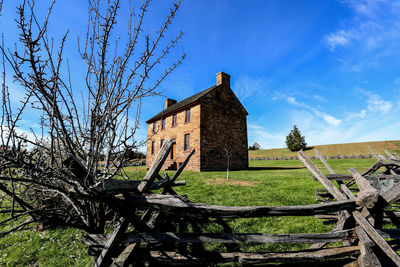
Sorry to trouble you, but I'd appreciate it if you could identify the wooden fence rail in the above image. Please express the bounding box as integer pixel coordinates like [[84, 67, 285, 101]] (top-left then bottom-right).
[[81, 143, 400, 266]]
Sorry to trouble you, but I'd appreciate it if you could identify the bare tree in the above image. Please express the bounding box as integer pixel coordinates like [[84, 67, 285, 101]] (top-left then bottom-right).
[[223, 142, 232, 180], [0, 0, 184, 234]]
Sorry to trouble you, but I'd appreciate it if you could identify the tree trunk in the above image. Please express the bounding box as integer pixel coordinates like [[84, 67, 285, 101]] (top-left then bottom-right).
[[227, 158, 230, 180]]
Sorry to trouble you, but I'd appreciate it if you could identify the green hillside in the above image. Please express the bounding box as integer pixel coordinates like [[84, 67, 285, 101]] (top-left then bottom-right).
[[249, 140, 400, 159]]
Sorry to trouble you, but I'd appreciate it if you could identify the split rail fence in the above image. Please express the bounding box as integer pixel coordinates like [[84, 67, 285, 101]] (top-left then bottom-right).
[[82, 140, 400, 266]]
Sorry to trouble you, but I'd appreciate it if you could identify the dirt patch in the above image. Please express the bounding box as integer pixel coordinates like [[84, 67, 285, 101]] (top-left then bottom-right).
[[206, 178, 258, 187]]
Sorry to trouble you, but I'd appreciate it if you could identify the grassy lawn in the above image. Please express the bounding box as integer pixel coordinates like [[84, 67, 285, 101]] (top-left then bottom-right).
[[0, 158, 376, 266]]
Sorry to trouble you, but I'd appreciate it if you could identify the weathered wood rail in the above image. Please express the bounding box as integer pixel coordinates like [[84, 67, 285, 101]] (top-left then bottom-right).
[[250, 153, 376, 161], [310, 148, 400, 266], [81, 142, 400, 266]]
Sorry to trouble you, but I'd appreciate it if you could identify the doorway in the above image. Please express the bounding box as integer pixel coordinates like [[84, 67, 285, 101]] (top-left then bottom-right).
[[170, 138, 176, 160]]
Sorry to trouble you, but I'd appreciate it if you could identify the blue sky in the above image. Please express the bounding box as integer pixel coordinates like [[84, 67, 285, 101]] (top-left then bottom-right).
[[2, 0, 400, 150]]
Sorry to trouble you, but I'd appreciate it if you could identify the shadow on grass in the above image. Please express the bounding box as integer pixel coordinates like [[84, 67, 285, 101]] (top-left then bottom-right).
[[247, 166, 305, 171], [303, 146, 314, 151]]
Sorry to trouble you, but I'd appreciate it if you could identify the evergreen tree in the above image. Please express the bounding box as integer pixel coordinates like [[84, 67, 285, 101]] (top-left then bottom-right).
[[286, 125, 307, 151]]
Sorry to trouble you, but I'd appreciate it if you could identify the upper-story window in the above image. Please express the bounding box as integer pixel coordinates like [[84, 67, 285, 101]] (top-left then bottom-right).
[[153, 122, 156, 133], [161, 118, 165, 130], [151, 141, 155, 154], [184, 134, 190, 151], [172, 114, 177, 127], [185, 109, 191, 123], [230, 97, 235, 105], [216, 91, 221, 100]]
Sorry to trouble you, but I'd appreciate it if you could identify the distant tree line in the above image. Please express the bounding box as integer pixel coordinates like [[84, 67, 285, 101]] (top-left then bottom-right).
[[125, 149, 146, 160], [248, 142, 261, 150]]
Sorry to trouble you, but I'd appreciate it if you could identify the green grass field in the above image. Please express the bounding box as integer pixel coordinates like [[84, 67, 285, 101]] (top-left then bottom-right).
[[249, 140, 400, 159], [0, 158, 377, 266]]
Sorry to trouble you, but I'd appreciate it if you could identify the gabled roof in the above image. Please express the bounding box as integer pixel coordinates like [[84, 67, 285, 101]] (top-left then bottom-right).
[[146, 84, 219, 123]]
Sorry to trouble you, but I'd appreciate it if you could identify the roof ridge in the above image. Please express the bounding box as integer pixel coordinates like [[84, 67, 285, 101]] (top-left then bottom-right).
[[145, 84, 219, 123]]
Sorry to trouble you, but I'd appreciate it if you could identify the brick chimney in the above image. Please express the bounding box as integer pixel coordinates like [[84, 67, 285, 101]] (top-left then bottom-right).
[[165, 98, 177, 109], [216, 72, 230, 88]]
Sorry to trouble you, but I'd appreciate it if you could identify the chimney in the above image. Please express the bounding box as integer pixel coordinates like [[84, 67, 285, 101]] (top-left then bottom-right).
[[165, 98, 177, 109], [216, 72, 230, 88]]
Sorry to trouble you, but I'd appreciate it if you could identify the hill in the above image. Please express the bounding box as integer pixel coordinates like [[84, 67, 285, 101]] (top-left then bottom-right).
[[249, 140, 400, 159]]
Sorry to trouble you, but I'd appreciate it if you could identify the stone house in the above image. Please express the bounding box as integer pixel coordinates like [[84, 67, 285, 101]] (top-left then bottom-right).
[[145, 72, 248, 171]]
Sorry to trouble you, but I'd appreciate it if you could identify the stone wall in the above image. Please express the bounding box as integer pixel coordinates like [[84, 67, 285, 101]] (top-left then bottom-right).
[[146, 72, 248, 172], [199, 84, 248, 171], [146, 104, 201, 171]]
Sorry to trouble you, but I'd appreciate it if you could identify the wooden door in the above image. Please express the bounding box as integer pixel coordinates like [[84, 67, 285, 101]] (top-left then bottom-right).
[[170, 139, 176, 160]]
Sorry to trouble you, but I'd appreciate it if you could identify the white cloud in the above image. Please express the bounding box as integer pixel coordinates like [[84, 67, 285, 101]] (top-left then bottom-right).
[[325, 0, 400, 70], [0, 126, 39, 149], [346, 109, 367, 120], [322, 114, 342, 126], [287, 110, 398, 147], [367, 95, 392, 113], [249, 99, 400, 149], [233, 76, 268, 100], [345, 89, 392, 122], [359, 90, 393, 113], [14, 127, 38, 141], [325, 30, 353, 51], [341, 0, 392, 18], [280, 95, 342, 126], [312, 108, 342, 126]]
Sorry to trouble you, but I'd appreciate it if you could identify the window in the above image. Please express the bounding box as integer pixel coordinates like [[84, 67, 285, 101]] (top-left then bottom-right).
[[216, 91, 221, 100], [184, 134, 190, 151], [185, 109, 191, 123], [161, 118, 165, 130], [172, 114, 177, 127], [153, 122, 156, 133], [230, 97, 235, 104], [151, 141, 155, 154], [160, 139, 164, 148]]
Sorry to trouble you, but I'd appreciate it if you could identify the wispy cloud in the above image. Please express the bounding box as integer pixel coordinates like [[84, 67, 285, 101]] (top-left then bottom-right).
[[324, 0, 400, 70], [346, 109, 367, 120], [251, 106, 400, 149], [326, 30, 354, 51], [233, 76, 269, 100], [358, 89, 393, 113], [277, 94, 342, 126], [367, 94, 392, 113], [251, 87, 400, 149], [341, 0, 394, 18], [312, 94, 326, 102]]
